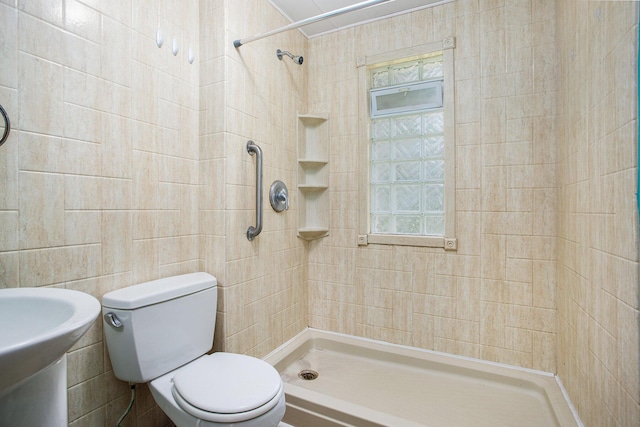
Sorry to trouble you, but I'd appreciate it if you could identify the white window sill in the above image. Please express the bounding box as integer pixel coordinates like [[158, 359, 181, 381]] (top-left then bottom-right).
[[361, 234, 457, 250]]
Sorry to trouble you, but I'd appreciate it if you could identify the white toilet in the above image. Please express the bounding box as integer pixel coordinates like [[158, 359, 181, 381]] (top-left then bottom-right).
[[101, 272, 286, 427]]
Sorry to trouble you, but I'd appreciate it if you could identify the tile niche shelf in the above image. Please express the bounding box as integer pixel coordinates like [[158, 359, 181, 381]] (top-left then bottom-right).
[[297, 114, 329, 240]]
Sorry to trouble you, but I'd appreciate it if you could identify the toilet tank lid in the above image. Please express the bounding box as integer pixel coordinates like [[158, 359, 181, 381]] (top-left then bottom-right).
[[102, 272, 217, 310]]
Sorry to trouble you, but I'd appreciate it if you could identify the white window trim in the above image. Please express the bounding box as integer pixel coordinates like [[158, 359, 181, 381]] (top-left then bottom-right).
[[356, 38, 457, 250]]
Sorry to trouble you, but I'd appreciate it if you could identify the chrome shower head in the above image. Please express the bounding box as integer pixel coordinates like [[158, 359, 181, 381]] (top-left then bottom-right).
[[277, 49, 303, 65]]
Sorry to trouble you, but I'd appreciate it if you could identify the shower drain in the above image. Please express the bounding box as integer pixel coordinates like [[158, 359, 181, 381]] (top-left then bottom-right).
[[298, 369, 319, 380]]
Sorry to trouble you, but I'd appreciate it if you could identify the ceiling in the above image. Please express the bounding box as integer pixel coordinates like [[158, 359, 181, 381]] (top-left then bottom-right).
[[268, 0, 450, 38]]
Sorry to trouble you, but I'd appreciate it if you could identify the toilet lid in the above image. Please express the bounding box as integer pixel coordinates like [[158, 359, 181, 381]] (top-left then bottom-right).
[[172, 353, 283, 422]]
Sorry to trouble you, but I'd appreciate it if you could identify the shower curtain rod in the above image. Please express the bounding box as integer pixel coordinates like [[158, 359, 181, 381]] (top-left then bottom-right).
[[233, 0, 392, 48]]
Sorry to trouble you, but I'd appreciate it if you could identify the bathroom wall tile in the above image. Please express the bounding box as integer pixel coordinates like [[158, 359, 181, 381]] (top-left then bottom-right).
[[63, 68, 104, 111], [431, 5, 456, 38], [532, 42, 556, 94], [68, 372, 124, 422], [132, 64, 159, 126], [531, 331, 555, 372], [132, 150, 159, 210], [482, 73, 516, 99], [0, 3, 18, 89], [480, 29, 506, 77], [18, 0, 63, 27], [481, 98, 507, 144], [64, 103, 101, 143], [532, 260, 555, 309], [102, 211, 132, 274], [481, 344, 532, 368], [67, 342, 103, 387], [455, 55, 480, 83], [102, 114, 133, 179], [455, 78, 481, 123], [479, 301, 508, 348], [456, 144, 481, 189], [480, 233, 505, 280], [481, 166, 507, 211], [0, 211, 18, 251], [505, 258, 532, 283], [455, 13, 480, 59], [19, 245, 101, 287], [131, 2, 158, 45], [0, 252, 19, 288], [65, 211, 101, 245], [64, 0, 101, 43], [19, 171, 64, 249], [431, 251, 471, 278], [505, 326, 532, 353], [64, 32, 101, 76], [456, 188, 481, 211], [68, 408, 105, 427], [132, 238, 159, 284], [100, 17, 132, 87], [65, 175, 102, 210], [482, 279, 531, 305], [159, 260, 201, 279], [101, 178, 132, 210], [18, 53, 64, 136], [19, 133, 101, 175], [159, 235, 198, 265], [456, 277, 481, 321], [18, 11, 64, 64]]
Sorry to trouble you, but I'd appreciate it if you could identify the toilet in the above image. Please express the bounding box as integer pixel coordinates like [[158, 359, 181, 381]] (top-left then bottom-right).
[[101, 272, 285, 427]]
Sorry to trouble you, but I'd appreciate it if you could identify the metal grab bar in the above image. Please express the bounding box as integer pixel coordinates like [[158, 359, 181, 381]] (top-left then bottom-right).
[[0, 103, 10, 147], [246, 141, 263, 241]]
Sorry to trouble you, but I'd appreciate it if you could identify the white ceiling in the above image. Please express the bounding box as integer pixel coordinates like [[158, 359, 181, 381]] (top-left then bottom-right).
[[268, 0, 450, 38]]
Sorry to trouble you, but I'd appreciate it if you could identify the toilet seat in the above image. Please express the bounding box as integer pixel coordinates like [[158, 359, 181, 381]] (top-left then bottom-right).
[[171, 353, 283, 423]]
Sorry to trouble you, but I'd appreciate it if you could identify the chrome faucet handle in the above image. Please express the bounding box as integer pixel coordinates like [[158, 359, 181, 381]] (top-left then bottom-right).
[[104, 312, 123, 329], [269, 180, 289, 212]]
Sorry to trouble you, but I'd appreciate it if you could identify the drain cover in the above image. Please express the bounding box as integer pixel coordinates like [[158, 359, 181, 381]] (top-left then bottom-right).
[[298, 369, 319, 380]]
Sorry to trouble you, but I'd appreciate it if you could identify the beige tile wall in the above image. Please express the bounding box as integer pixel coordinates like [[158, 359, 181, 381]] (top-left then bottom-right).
[[556, 1, 639, 426], [1, 0, 200, 424], [307, 0, 559, 372], [199, 0, 309, 358]]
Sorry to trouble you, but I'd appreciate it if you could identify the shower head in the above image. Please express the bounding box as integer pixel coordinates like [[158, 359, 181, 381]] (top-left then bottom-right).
[[277, 49, 303, 65]]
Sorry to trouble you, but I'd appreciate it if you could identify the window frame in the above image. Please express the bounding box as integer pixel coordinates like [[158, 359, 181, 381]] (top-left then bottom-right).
[[357, 38, 457, 249], [370, 79, 444, 118]]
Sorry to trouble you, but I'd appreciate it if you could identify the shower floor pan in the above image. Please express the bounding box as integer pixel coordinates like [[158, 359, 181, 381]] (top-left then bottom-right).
[[265, 329, 581, 427]]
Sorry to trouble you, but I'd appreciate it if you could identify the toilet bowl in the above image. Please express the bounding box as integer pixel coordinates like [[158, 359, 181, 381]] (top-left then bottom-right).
[[150, 354, 286, 427], [101, 273, 285, 427]]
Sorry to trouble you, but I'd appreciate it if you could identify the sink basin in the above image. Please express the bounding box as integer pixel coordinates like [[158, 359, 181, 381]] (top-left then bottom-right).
[[0, 287, 101, 394]]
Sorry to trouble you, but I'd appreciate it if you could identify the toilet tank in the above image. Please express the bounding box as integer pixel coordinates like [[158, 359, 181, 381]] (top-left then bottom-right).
[[102, 272, 217, 383]]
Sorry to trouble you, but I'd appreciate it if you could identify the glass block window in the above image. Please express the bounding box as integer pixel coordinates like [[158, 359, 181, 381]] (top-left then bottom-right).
[[369, 54, 445, 236], [370, 55, 443, 88]]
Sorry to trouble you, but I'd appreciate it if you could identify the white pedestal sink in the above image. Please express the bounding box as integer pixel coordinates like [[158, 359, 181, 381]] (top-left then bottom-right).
[[0, 288, 101, 426]]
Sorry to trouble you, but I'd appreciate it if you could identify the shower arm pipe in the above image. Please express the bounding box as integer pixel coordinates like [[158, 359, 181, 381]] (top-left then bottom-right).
[[246, 141, 263, 241], [233, 0, 392, 48]]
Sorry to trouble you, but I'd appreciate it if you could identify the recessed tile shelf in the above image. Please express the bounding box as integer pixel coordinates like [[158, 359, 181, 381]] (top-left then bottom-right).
[[297, 114, 329, 240]]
